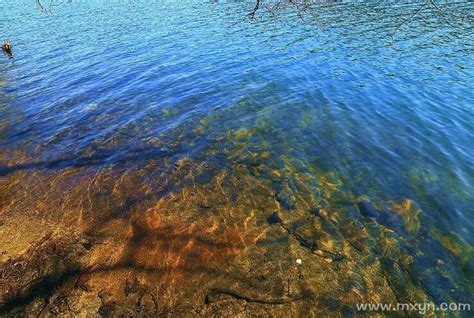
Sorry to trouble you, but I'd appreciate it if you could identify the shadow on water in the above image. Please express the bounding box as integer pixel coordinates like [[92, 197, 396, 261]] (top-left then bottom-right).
[[0, 144, 175, 177]]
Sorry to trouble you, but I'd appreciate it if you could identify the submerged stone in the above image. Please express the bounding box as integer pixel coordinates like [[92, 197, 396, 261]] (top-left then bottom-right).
[[308, 207, 320, 217], [266, 212, 281, 225], [275, 189, 296, 210], [357, 201, 379, 219]]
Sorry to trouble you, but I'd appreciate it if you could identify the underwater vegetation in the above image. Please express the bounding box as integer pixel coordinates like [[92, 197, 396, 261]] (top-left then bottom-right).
[[0, 98, 472, 316]]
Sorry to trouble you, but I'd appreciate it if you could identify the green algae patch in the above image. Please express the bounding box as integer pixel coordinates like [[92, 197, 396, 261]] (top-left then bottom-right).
[[388, 199, 421, 235], [431, 230, 473, 262]]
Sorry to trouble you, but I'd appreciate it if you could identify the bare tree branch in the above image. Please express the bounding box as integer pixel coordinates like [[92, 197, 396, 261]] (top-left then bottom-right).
[[249, 0, 261, 20], [36, 0, 65, 14]]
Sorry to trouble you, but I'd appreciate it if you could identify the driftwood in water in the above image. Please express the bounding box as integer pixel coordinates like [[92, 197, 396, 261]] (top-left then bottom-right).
[[2, 41, 13, 58]]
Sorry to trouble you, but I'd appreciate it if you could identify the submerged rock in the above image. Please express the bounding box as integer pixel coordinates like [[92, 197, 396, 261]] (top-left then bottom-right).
[[266, 211, 281, 225], [275, 184, 297, 210], [357, 200, 379, 219]]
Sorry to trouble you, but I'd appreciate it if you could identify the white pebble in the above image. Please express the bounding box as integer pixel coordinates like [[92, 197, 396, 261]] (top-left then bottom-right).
[[296, 258, 302, 265]]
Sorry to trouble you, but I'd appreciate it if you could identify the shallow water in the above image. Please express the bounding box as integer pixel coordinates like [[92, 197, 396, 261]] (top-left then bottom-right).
[[0, 0, 473, 315]]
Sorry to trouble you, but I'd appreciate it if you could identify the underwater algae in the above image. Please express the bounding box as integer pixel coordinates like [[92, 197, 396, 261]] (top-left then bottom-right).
[[0, 108, 472, 317]]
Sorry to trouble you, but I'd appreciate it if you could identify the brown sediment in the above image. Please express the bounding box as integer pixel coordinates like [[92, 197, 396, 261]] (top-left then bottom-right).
[[0, 124, 462, 316]]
